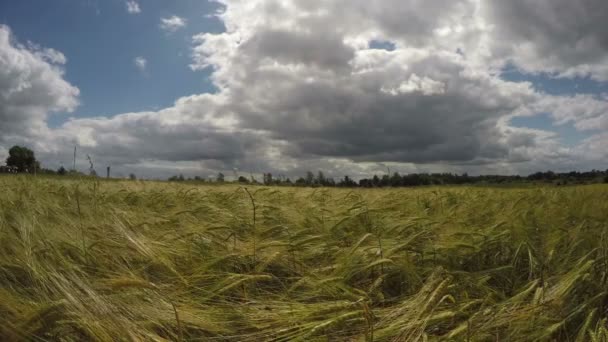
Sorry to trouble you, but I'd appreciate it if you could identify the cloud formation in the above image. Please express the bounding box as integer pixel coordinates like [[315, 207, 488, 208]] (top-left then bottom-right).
[[1, 1, 608, 178], [160, 16, 187, 33], [133, 56, 147, 72], [485, 0, 608, 80], [42, 94, 270, 175], [192, 0, 536, 166], [187, 0, 608, 174], [0, 25, 79, 145], [126, 1, 141, 14]]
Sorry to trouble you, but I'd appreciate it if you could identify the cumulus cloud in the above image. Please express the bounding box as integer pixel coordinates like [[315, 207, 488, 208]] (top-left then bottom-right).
[[527, 94, 608, 131], [126, 1, 141, 14], [192, 0, 540, 166], [0, 25, 79, 145], [39, 93, 283, 178], [575, 133, 608, 161], [160, 16, 187, 33], [186, 0, 608, 174]]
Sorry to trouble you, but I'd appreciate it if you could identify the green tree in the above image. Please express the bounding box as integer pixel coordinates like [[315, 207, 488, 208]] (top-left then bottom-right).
[[316, 171, 326, 186], [217, 172, 225, 183], [306, 171, 314, 185], [264, 173, 273, 185], [372, 175, 380, 187], [390, 172, 402, 187], [6, 145, 38, 173]]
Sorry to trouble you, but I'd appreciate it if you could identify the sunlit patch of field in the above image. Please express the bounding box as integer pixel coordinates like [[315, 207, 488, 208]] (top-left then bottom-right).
[[1, 175, 608, 341]]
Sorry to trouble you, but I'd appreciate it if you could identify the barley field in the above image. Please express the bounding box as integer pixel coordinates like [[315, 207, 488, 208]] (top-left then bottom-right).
[[1, 176, 608, 341]]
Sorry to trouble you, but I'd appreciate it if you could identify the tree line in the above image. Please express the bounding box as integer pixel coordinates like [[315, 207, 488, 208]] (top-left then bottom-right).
[[2, 145, 607, 186], [169, 169, 608, 187]]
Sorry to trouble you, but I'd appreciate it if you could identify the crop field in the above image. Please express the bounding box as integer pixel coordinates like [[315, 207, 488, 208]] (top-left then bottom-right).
[[1, 176, 608, 341]]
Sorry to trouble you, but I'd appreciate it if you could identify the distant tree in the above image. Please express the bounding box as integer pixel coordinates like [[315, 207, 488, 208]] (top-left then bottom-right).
[[6, 145, 37, 173], [316, 171, 326, 186], [129, 173, 137, 180], [238, 176, 250, 184], [57, 166, 67, 176], [372, 175, 380, 187], [168, 174, 186, 182], [390, 172, 402, 187], [380, 174, 390, 187], [217, 172, 225, 183], [359, 178, 372, 187], [338, 175, 356, 187], [263, 173, 273, 185], [305, 171, 315, 185]]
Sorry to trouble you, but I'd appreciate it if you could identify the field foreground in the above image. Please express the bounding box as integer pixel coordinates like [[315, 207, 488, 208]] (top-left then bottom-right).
[[2, 177, 608, 341]]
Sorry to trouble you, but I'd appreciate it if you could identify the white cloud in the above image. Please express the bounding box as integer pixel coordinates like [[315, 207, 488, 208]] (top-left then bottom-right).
[[160, 16, 187, 33], [134, 56, 147, 72], [575, 133, 608, 161], [381, 74, 446, 96], [126, 1, 141, 14], [0, 25, 79, 146]]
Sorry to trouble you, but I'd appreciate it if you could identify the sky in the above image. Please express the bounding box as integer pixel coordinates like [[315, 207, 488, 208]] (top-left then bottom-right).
[[1, 0, 608, 179]]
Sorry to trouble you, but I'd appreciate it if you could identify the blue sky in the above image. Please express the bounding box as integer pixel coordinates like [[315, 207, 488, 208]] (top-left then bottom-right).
[[1, 0, 608, 178], [502, 69, 607, 147], [0, 0, 223, 126], [501, 66, 608, 97]]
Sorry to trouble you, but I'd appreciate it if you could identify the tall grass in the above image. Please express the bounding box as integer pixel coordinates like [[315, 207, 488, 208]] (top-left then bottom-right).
[[1, 175, 608, 341]]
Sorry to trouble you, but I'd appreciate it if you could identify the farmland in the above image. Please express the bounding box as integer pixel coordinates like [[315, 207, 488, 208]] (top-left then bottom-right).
[[1, 176, 608, 341]]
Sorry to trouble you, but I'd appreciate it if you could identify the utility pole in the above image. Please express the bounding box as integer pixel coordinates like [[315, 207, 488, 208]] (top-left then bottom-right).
[[73, 145, 77, 171]]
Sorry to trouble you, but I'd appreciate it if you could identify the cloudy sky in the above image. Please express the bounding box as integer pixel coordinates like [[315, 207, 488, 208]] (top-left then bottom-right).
[[1, 0, 607, 179]]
